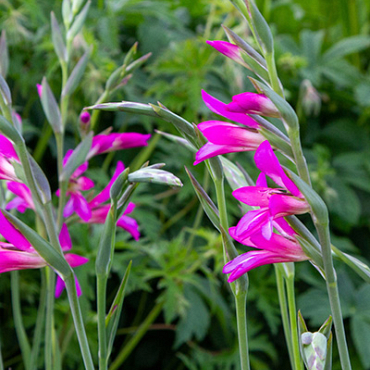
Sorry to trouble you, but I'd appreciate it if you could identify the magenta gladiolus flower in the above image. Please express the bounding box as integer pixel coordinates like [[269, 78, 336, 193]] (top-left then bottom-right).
[[206, 40, 245, 65], [87, 132, 151, 159], [226, 92, 280, 118], [86, 161, 140, 240], [0, 212, 88, 296], [55, 224, 89, 298], [225, 222, 308, 282], [233, 141, 310, 219], [0, 134, 21, 182], [6, 182, 35, 213], [201, 90, 260, 128], [58, 150, 94, 221], [194, 120, 265, 165]]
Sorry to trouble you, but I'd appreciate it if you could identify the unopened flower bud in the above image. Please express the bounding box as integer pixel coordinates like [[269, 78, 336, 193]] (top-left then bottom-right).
[[79, 111, 91, 137]]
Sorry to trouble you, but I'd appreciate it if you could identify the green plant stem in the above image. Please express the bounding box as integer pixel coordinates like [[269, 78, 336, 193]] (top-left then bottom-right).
[[45, 268, 56, 370], [288, 129, 311, 187], [10, 271, 31, 370], [97, 275, 108, 370], [235, 291, 250, 370], [65, 276, 95, 370], [29, 270, 47, 370], [315, 223, 352, 370], [33, 123, 53, 163], [91, 90, 109, 131], [286, 275, 303, 370], [214, 177, 250, 370], [274, 266, 294, 369], [265, 52, 284, 97], [109, 301, 164, 370]]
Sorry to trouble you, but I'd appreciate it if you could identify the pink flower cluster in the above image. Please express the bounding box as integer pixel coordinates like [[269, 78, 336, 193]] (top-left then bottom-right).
[[194, 39, 312, 281], [225, 141, 310, 281], [0, 121, 150, 295]]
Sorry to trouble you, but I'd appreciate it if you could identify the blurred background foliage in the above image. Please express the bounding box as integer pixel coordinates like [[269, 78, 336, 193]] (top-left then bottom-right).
[[0, 0, 370, 369]]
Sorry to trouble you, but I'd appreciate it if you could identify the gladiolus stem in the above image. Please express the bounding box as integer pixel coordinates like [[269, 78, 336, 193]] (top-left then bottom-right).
[[29, 270, 47, 370], [316, 223, 352, 370], [214, 176, 250, 370], [265, 52, 284, 98], [288, 129, 311, 187], [286, 275, 303, 370], [235, 291, 250, 370], [275, 265, 294, 369], [11, 271, 31, 370], [97, 274, 108, 370], [45, 267, 56, 370], [65, 276, 95, 370]]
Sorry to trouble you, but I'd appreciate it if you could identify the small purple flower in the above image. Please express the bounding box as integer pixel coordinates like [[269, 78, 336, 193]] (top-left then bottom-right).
[[57, 150, 94, 221], [86, 161, 140, 240]]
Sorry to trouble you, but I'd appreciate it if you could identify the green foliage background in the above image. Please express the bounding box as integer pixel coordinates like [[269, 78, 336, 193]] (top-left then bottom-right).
[[0, 0, 370, 369]]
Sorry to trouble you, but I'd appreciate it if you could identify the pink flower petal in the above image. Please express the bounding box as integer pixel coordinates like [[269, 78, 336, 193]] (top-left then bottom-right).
[[0, 211, 33, 251], [0, 134, 19, 160], [0, 249, 46, 273], [59, 224, 72, 251], [89, 161, 125, 208], [269, 194, 310, 218], [254, 141, 301, 197], [117, 215, 140, 240], [201, 90, 260, 128], [64, 253, 89, 268]]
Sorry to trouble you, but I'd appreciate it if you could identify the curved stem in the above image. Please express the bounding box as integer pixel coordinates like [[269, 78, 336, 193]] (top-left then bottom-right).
[[65, 276, 95, 370], [286, 275, 303, 370], [10, 271, 31, 370], [29, 270, 47, 370], [97, 275, 108, 370], [316, 223, 352, 370], [45, 268, 56, 370], [274, 265, 294, 369], [235, 291, 250, 370]]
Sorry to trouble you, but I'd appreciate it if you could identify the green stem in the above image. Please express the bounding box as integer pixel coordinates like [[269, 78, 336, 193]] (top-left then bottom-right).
[[265, 52, 284, 97], [315, 223, 352, 370], [286, 275, 303, 370], [65, 276, 95, 370], [235, 291, 250, 370], [29, 270, 47, 370], [97, 275, 108, 370], [10, 271, 31, 370], [214, 177, 250, 370], [109, 301, 164, 370], [91, 90, 109, 131], [45, 268, 56, 370], [33, 123, 53, 163], [288, 129, 311, 187], [274, 265, 294, 369]]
